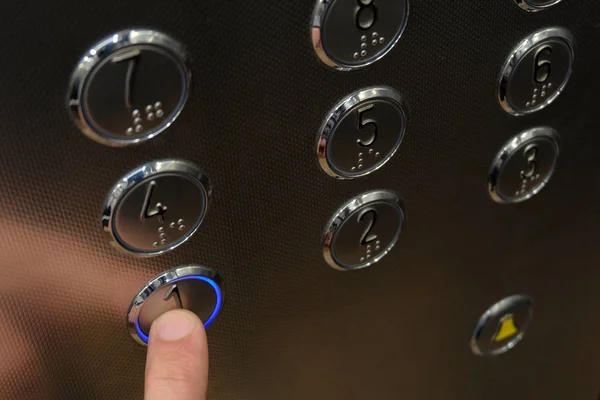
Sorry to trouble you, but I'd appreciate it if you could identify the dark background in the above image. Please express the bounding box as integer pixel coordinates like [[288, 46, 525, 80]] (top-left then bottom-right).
[[0, 0, 599, 398]]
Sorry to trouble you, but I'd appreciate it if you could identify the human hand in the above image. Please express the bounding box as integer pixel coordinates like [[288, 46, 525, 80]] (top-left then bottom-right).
[[144, 310, 209, 400]]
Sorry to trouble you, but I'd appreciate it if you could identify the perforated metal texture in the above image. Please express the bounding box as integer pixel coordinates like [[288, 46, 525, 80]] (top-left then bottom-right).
[[1, 0, 600, 399]]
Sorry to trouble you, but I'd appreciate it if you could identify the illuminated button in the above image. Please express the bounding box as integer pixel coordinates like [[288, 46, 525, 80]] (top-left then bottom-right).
[[102, 159, 211, 256], [127, 265, 222, 346], [67, 29, 190, 146], [471, 295, 532, 356]]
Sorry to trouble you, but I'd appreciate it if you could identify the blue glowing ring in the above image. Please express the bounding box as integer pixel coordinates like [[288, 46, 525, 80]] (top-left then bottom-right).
[[135, 275, 222, 344]]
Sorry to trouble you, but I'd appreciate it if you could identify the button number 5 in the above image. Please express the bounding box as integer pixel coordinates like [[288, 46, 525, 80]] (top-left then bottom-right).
[[357, 104, 377, 147]]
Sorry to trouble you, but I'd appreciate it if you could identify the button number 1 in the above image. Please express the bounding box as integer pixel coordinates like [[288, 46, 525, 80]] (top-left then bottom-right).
[[112, 49, 141, 109]]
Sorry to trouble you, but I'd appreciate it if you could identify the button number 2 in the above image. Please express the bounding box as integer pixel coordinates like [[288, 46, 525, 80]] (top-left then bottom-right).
[[358, 208, 378, 246]]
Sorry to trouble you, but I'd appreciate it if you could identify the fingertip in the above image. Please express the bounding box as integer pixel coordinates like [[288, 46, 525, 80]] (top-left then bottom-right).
[[149, 309, 204, 343], [145, 310, 208, 400]]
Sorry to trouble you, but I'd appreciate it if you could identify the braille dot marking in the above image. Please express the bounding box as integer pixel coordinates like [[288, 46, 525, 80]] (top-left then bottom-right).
[[376, 246, 380, 250], [360, 50, 367, 57], [159, 233, 167, 239], [367, 244, 371, 249], [354, 52, 359, 59], [154, 102, 162, 110], [156, 109, 164, 118], [169, 222, 176, 228], [135, 124, 143, 133], [358, 153, 363, 157], [132, 110, 140, 118], [160, 238, 167, 245], [379, 37, 384, 44], [145, 105, 153, 114], [126, 127, 133, 136], [547, 82, 552, 88], [369, 149, 374, 154], [134, 117, 142, 125], [351, 167, 356, 171], [542, 85, 547, 90], [376, 240, 380, 245], [153, 241, 159, 247], [372, 32, 378, 39], [358, 164, 363, 169], [532, 100, 537, 105], [361, 35, 367, 42], [147, 112, 155, 121], [366, 254, 371, 259], [158, 227, 164, 233], [360, 257, 365, 262], [375, 152, 380, 157], [526, 102, 531, 107], [532, 94, 537, 100], [178, 225, 185, 231], [372, 39, 378, 46], [361, 43, 367, 50], [541, 91, 546, 97], [178, 219, 184, 224], [533, 89, 538, 93], [358, 158, 364, 163]]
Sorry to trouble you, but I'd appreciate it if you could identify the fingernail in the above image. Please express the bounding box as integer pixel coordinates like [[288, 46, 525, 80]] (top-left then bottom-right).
[[154, 310, 195, 341]]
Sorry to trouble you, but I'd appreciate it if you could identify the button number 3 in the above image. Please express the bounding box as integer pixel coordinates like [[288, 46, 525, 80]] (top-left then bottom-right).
[[520, 144, 538, 180]]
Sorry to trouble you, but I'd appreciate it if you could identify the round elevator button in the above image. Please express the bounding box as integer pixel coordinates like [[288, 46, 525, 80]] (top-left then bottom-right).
[[312, 0, 409, 70], [127, 265, 222, 346], [488, 127, 559, 204], [498, 27, 574, 116], [102, 159, 212, 256], [67, 29, 190, 146], [323, 190, 404, 271], [317, 87, 406, 179], [471, 295, 532, 356], [513, 0, 562, 12]]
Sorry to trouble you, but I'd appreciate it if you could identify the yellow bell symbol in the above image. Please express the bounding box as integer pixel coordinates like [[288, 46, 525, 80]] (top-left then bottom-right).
[[492, 314, 519, 343]]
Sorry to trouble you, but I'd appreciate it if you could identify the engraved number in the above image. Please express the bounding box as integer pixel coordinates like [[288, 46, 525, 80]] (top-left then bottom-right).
[[140, 180, 168, 223], [520, 144, 538, 180], [163, 284, 183, 308], [358, 208, 378, 246], [112, 49, 141, 109], [357, 104, 378, 148], [533, 45, 552, 84]]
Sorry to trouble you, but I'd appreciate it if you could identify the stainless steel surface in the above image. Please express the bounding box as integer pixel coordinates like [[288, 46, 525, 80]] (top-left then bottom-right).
[[498, 27, 574, 116], [311, 0, 410, 70], [127, 265, 222, 346], [488, 127, 559, 204], [67, 29, 190, 146], [317, 86, 406, 179], [513, 0, 563, 12], [322, 190, 404, 271], [2, 0, 600, 399], [102, 159, 211, 256], [471, 295, 533, 356]]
